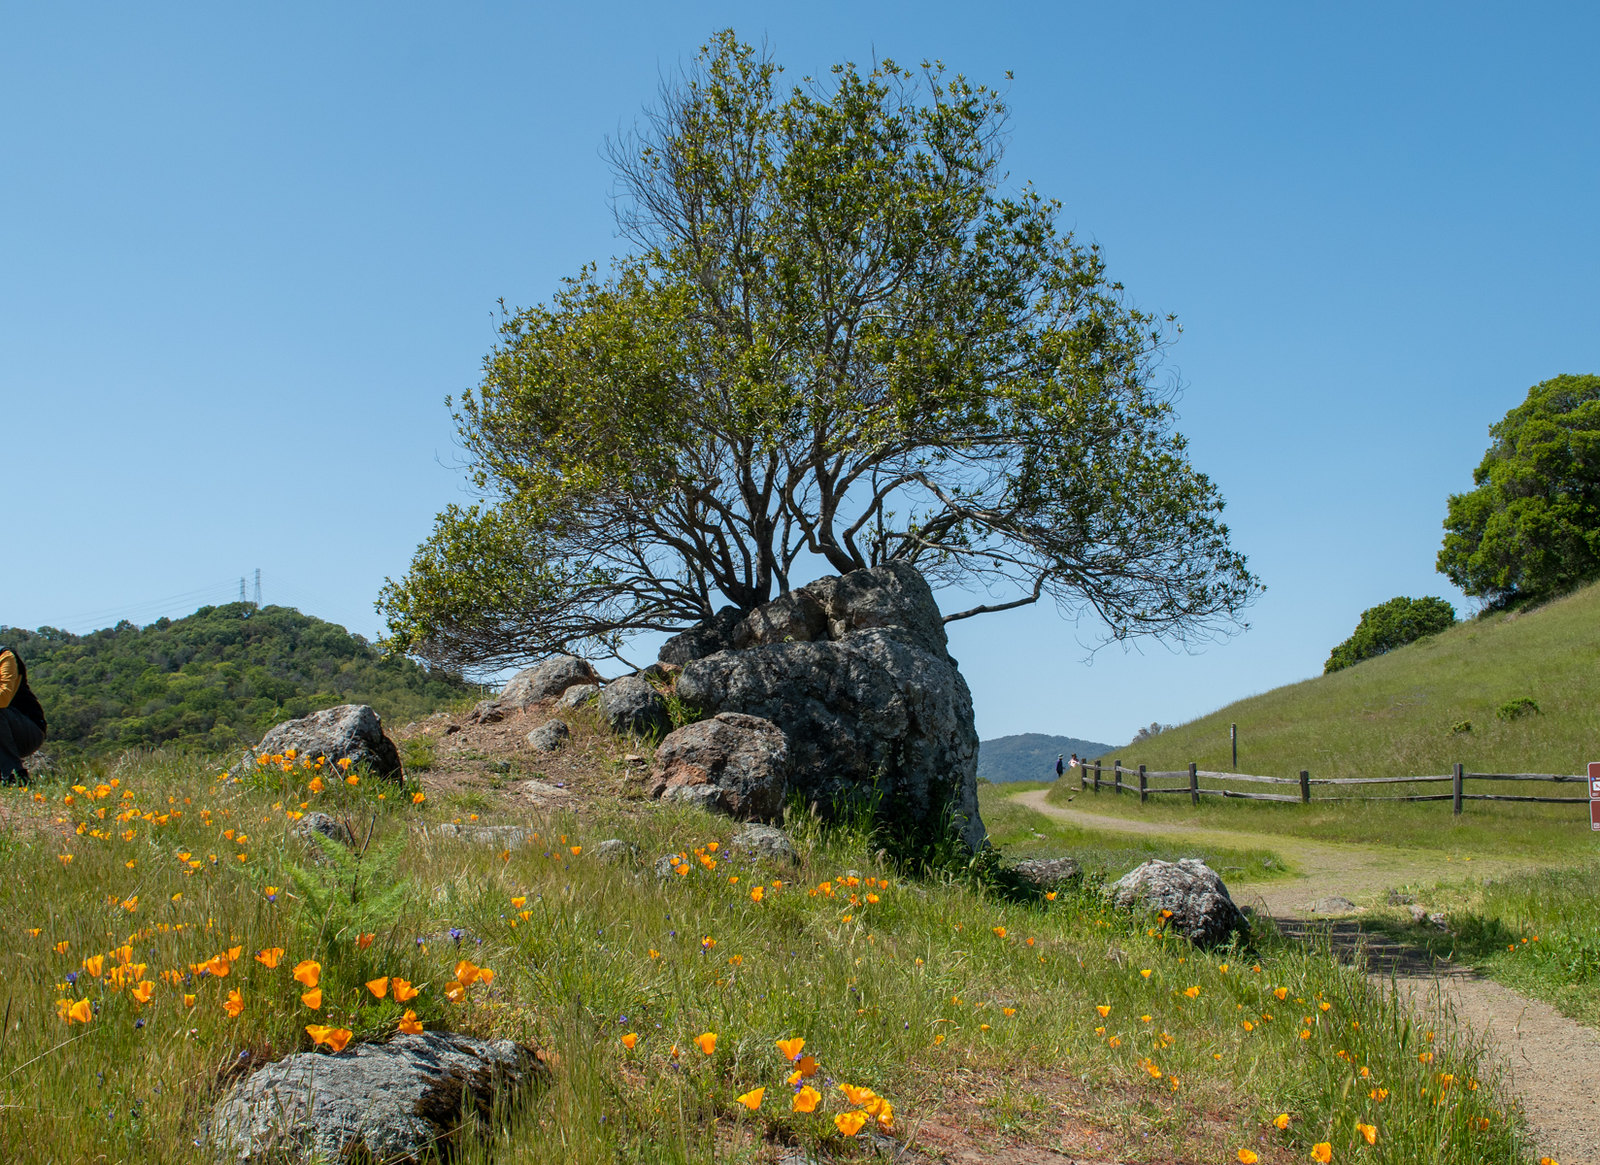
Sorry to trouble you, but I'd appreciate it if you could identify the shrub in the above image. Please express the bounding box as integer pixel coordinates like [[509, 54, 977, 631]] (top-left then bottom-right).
[[1324, 596, 1457, 673], [1496, 697, 1540, 721]]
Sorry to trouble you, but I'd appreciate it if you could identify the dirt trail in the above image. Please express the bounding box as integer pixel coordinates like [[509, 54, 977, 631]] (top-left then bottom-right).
[[1013, 788, 1600, 1164]]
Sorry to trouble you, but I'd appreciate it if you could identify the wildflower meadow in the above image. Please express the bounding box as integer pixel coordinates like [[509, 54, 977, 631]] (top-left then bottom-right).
[[0, 744, 1537, 1163]]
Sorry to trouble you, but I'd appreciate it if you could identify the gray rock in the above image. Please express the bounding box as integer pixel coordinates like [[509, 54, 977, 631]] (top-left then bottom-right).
[[598, 674, 672, 740], [1010, 856, 1081, 890], [526, 720, 570, 752], [659, 607, 743, 666], [1309, 896, 1359, 914], [295, 811, 354, 849], [209, 1031, 544, 1163], [593, 839, 633, 864], [732, 589, 828, 649], [1408, 904, 1429, 924], [1387, 889, 1415, 906], [520, 780, 571, 806], [468, 699, 506, 724], [556, 683, 601, 710], [653, 854, 682, 879], [1108, 859, 1247, 948], [727, 823, 800, 866], [676, 563, 984, 852], [499, 656, 599, 709], [433, 824, 535, 847], [256, 705, 403, 782], [647, 713, 790, 823], [1428, 911, 1450, 929]]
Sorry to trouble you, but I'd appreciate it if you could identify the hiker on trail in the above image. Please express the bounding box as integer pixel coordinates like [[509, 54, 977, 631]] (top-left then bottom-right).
[[0, 644, 46, 785], [1055, 754, 1065, 778], [1069, 753, 1080, 769]]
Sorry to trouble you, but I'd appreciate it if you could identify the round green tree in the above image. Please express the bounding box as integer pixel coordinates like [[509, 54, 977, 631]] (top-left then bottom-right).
[[1323, 596, 1456, 674], [1438, 373, 1600, 607], [379, 33, 1260, 673]]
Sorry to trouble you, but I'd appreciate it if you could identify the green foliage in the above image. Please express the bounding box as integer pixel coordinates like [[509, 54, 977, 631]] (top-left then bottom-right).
[[2, 603, 477, 759], [399, 735, 437, 771], [1323, 595, 1457, 674], [379, 31, 1259, 673], [1438, 373, 1600, 606], [1496, 697, 1540, 721]]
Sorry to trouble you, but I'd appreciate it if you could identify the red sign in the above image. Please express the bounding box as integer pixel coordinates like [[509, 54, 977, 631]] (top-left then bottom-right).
[[1590, 763, 1600, 831]]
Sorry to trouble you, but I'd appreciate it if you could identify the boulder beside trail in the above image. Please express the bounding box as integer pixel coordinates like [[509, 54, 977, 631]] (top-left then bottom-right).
[[209, 1031, 545, 1163], [556, 683, 601, 710], [1009, 856, 1081, 890], [647, 713, 789, 823], [1108, 858, 1248, 948], [255, 705, 403, 782], [598, 674, 672, 740], [674, 562, 984, 852], [499, 656, 599, 709]]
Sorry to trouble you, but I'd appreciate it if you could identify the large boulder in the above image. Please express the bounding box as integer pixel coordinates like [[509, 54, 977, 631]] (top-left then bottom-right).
[[647, 712, 790, 822], [526, 719, 570, 752], [674, 562, 984, 852], [255, 705, 402, 782], [598, 674, 672, 740], [1108, 858, 1248, 948], [499, 656, 599, 709], [659, 607, 743, 666], [210, 1032, 544, 1163]]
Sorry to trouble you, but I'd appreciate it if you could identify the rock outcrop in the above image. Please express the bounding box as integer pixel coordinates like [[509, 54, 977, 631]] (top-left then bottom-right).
[[673, 562, 984, 851], [659, 607, 743, 666], [209, 1032, 545, 1163], [499, 656, 599, 709], [1108, 858, 1247, 948], [255, 705, 403, 782], [647, 712, 789, 822]]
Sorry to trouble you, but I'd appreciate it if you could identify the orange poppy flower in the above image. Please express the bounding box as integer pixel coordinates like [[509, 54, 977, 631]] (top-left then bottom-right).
[[834, 1111, 868, 1136], [293, 960, 321, 988], [366, 977, 389, 998], [694, 1032, 717, 1055], [792, 1086, 821, 1113], [392, 978, 419, 1002], [301, 988, 322, 1010], [224, 989, 244, 1018], [255, 948, 284, 969], [736, 1087, 763, 1111], [398, 1010, 424, 1035], [620, 1032, 638, 1049]]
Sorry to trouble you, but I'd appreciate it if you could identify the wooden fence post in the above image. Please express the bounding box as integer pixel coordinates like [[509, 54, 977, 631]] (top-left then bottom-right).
[[1093, 762, 1101, 793], [1079, 762, 1086, 792], [1188, 762, 1199, 807], [1138, 764, 1147, 804], [1114, 760, 1123, 795], [1300, 769, 1311, 805], [1453, 763, 1464, 815]]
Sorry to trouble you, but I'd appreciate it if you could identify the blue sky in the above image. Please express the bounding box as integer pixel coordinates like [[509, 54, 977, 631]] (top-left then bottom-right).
[[5, 4, 1597, 747]]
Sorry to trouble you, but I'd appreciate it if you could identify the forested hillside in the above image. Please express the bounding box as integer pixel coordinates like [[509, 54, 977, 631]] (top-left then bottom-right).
[[1, 604, 478, 759], [978, 732, 1115, 783]]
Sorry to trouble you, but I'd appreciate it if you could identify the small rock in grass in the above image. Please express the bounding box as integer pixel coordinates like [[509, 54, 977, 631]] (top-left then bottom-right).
[[1309, 896, 1359, 914], [433, 823, 535, 847], [295, 811, 354, 849], [469, 699, 506, 725], [209, 1031, 545, 1163], [1108, 858, 1247, 948], [526, 720, 570, 752], [594, 839, 633, 864], [1009, 856, 1081, 890], [727, 823, 799, 867]]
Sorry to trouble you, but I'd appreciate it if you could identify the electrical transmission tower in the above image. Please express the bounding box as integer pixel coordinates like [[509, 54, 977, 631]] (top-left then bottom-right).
[[239, 577, 247, 603], [253, 569, 261, 608]]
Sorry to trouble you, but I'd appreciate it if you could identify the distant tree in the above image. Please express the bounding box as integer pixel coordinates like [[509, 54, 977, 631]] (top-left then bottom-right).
[[1323, 596, 1456, 674], [378, 31, 1260, 674], [1130, 721, 1172, 742], [1438, 373, 1600, 607]]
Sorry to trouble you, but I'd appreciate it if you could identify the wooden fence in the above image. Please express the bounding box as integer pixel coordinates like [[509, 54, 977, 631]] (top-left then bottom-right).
[[1077, 760, 1587, 815]]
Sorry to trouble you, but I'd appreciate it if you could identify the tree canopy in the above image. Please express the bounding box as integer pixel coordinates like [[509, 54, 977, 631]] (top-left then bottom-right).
[[1323, 595, 1457, 674], [379, 32, 1260, 673], [1438, 373, 1600, 607]]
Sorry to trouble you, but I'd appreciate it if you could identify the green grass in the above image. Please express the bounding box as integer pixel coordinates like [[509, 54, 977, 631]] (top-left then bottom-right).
[[1367, 863, 1600, 1031], [1094, 578, 1600, 780], [0, 755, 1535, 1163], [979, 783, 1291, 882], [1046, 777, 1600, 861]]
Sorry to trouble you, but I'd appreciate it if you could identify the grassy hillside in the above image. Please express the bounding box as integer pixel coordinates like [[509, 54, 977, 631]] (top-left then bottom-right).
[[977, 733, 1115, 783], [1093, 579, 1600, 780], [3, 603, 478, 759]]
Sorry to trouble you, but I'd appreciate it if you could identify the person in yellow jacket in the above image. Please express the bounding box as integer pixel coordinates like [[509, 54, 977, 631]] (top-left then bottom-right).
[[0, 645, 47, 785]]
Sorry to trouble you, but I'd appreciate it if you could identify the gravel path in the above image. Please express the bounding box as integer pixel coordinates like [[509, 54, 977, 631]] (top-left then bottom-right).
[[1013, 789, 1600, 1163]]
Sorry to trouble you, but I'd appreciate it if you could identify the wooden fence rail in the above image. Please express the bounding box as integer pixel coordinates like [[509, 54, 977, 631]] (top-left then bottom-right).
[[1077, 759, 1585, 815]]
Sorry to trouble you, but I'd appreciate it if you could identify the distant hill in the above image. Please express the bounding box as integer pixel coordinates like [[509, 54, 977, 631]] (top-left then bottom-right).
[[2, 603, 479, 760], [978, 732, 1116, 783], [1098, 579, 1600, 779]]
